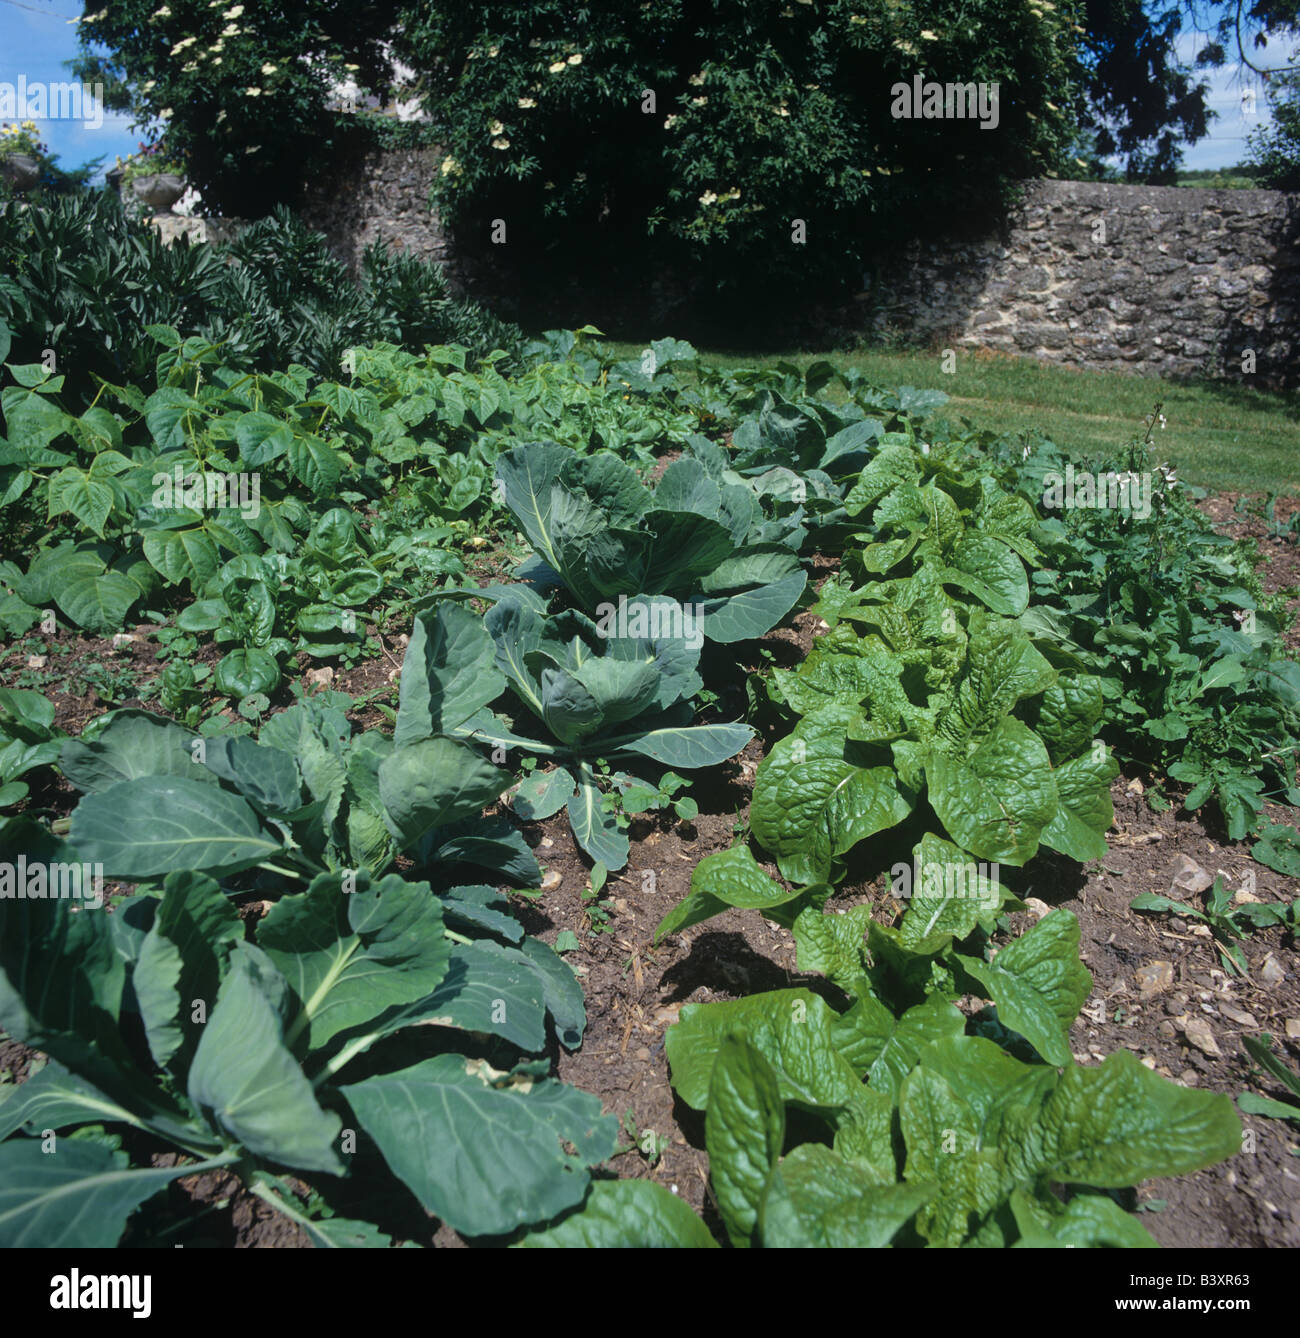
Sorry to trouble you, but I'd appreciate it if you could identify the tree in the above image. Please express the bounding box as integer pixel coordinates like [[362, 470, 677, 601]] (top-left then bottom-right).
[[74, 0, 405, 216], [1072, 0, 1214, 183], [392, 0, 1083, 322]]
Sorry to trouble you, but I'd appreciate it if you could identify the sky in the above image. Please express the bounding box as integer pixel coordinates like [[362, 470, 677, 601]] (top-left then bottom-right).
[[0, 0, 137, 177], [0, 0, 1284, 185]]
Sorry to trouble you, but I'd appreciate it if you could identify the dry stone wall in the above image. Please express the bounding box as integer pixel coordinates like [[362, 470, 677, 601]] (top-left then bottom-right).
[[860, 179, 1299, 386], [155, 159, 1300, 386]]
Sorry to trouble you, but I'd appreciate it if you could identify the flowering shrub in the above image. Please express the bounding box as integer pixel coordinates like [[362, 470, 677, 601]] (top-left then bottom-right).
[[0, 121, 45, 158], [394, 0, 1085, 314], [74, 0, 406, 214]]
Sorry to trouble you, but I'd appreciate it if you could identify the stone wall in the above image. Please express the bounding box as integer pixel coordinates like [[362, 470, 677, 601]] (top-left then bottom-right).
[[298, 144, 454, 275], [860, 178, 1300, 386], [155, 160, 1300, 386]]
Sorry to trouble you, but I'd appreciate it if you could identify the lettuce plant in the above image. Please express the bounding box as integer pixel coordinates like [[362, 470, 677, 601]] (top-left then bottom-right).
[[522, 841, 1241, 1248], [751, 567, 1118, 885]]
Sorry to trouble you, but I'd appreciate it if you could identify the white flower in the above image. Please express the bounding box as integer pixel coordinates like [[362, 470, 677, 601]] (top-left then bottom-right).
[[440, 155, 460, 176], [212, 56, 222, 64], [170, 35, 197, 53], [488, 119, 504, 135], [245, 144, 260, 154], [142, 80, 157, 92], [221, 25, 240, 37], [491, 136, 510, 149], [548, 60, 566, 73], [775, 104, 789, 117], [151, 6, 171, 18], [920, 29, 939, 40], [487, 45, 499, 57], [216, 109, 227, 122], [688, 73, 705, 86], [699, 190, 718, 205], [182, 61, 197, 72], [223, 4, 244, 16], [243, 87, 262, 97], [567, 53, 582, 65], [517, 97, 536, 108], [158, 107, 173, 119], [691, 95, 707, 105], [261, 63, 278, 75], [663, 114, 678, 128], [543, 179, 555, 189]]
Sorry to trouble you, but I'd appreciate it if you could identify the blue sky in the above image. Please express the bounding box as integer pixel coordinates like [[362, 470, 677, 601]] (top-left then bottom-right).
[[0, 0, 138, 177], [0, 1, 1281, 183]]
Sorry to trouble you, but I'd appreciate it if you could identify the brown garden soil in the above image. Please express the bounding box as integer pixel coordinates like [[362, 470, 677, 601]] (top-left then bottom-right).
[[3, 494, 1300, 1247]]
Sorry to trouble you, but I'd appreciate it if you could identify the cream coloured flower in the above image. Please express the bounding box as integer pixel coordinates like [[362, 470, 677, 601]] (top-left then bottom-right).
[[261, 63, 278, 75], [488, 119, 504, 134], [688, 73, 705, 86], [518, 97, 536, 108], [221, 24, 240, 37], [920, 29, 938, 40], [548, 60, 566, 73], [243, 87, 262, 97], [223, 4, 244, 16], [567, 53, 582, 65], [663, 114, 678, 128], [699, 190, 718, 205], [690, 95, 707, 105], [491, 136, 510, 150]]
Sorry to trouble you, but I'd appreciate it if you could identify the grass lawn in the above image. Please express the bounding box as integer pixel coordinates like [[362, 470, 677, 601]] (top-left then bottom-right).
[[606, 341, 1300, 495]]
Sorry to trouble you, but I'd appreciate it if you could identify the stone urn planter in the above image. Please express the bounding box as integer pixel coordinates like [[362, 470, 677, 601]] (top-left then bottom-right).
[[0, 154, 41, 192], [131, 173, 187, 213]]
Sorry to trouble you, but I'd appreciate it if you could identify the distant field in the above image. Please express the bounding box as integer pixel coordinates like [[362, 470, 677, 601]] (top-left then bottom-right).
[[606, 341, 1300, 495]]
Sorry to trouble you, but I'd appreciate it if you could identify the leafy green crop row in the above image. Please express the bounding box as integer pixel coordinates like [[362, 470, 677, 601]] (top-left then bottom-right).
[[1, 324, 1294, 1249]]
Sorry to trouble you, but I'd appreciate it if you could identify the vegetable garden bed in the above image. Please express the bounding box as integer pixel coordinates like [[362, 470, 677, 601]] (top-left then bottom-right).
[[1, 322, 1298, 1250]]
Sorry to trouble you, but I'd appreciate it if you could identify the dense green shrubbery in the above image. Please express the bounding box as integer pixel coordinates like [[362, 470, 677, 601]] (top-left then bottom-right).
[[75, 0, 406, 216], [75, 0, 1083, 316], [396, 0, 1082, 312], [0, 193, 520, 409]]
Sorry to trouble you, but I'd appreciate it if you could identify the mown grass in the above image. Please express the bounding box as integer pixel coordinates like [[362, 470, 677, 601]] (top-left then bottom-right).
[[606, 341, 1300, 495]]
